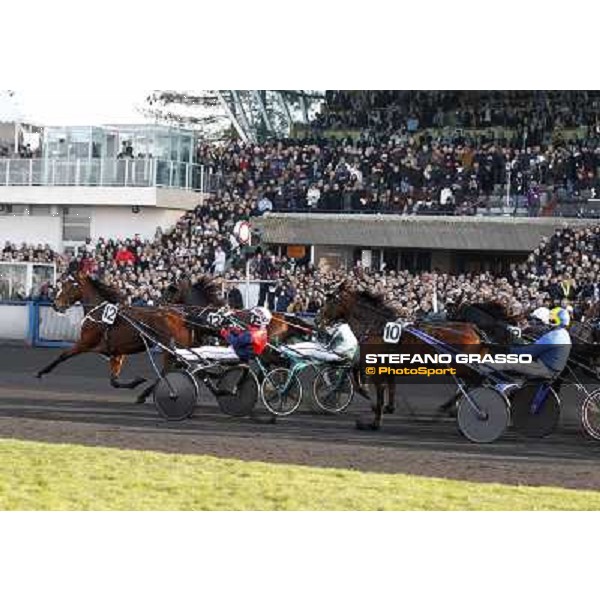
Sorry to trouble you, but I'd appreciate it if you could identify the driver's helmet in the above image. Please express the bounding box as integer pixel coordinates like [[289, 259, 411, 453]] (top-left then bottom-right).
[[531, 307, 551, 325], [549, 307, 571, 328], [249, 306, 272, 328]]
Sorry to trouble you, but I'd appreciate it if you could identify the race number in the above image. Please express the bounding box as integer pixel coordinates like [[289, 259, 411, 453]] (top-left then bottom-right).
[[507, 325, 522, 339], [383, 321, 402, 344], [206, 312, 224, 327], [101, 303, 118, 325]]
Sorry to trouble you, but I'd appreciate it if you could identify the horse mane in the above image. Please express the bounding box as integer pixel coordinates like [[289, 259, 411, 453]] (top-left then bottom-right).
[[463, 300, 513, 321], [352, 287, 399, 320], [190, 275, 223, 306], [163, 274, 224, 307], [86, 276, 123, 303]]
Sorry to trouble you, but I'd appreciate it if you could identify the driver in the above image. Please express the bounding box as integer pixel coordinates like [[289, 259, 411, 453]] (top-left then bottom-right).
[[285, 321, 359, 363], [492, 307, 572, 380], [182, 306, 271, 364], [220, 306, 271, 361]]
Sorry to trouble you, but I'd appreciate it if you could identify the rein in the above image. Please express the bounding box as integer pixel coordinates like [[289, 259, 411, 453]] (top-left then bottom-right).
[[270, 314, 315, 335]]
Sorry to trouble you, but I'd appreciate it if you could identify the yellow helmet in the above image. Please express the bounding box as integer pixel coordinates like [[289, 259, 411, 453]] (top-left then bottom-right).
[[549, 307, 570, 327]]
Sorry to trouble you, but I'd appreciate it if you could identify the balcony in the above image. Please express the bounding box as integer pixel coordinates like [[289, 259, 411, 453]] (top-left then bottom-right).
[[0, 158, 207, 192]]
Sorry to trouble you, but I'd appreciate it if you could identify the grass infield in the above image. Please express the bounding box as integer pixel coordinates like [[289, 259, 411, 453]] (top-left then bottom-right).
[[0, 438, 598, 510]]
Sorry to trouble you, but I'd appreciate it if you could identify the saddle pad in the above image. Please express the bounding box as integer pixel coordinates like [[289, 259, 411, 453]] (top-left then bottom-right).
[[175, 346, 240, 364], [285, 342, 345, 363]]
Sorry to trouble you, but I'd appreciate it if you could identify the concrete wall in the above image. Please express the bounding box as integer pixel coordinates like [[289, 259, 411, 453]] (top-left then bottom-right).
[[0, 206, 185, 248], [0, 186, 205, 211], [0, 304, 29, 339], [0, 215, 62, 247], [91, 206, 185, 242]]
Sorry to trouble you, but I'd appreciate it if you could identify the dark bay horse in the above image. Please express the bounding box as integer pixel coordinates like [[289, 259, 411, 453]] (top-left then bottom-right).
[[317, 281, 485, 430], [164, 277, 315, 365], [450, 300, 524, 346], [36, 272, 195, 401]]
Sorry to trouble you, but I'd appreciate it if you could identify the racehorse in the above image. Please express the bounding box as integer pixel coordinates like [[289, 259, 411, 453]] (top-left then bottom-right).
[[317, 281, 485, 430], [36, 271, 197, 402], [164, 278, 315, 365], [449, 300, 524, 345]]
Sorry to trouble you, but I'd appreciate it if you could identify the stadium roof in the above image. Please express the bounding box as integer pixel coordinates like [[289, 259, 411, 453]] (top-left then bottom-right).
[[255, 213, 597, 252]]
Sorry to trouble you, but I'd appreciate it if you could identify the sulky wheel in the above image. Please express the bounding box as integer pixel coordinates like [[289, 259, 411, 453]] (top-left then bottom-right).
[[213, 365, 259, 417], [581, 388, 600, 441], [153, 370, 199, 421], [260, 368, 303, 417], [510, 383, 561, 438], [457, 387, 510, 443], [312, 366, 354, 414]]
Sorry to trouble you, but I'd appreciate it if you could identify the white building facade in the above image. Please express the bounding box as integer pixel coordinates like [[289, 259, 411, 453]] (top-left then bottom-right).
[[0, 124, 210, 253]]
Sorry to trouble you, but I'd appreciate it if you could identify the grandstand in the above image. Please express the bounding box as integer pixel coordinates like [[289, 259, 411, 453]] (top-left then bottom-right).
[[3, 90, 600, 323]]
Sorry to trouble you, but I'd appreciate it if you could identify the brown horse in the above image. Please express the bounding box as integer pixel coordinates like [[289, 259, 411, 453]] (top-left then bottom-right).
[[449, 300, 524, 345], [36, 271, 196, 402], [317, 281, 485, 430], [164, 277, 316, 364]]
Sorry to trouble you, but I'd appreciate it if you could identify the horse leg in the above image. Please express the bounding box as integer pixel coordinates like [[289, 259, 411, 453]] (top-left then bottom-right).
[[36, 346, 82, 378], [109, 355, 147, 390], [383, 383, 396, 414], [356, 383, 385, 431], [437, 390, 460, 418], [135, 350, 173, 404], [352, 364, 372, 399]]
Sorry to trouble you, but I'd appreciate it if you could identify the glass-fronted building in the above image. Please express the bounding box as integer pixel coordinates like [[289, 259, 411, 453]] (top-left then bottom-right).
[[42, 124, 196, 163]]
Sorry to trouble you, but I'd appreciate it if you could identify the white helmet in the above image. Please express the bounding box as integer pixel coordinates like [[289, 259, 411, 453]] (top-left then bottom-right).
[[531, 307, 550, 325], [250, 306, 272, 327]]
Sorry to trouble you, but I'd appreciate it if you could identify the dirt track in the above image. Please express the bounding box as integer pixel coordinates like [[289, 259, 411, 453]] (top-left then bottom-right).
[[1, 345, 599, 491]]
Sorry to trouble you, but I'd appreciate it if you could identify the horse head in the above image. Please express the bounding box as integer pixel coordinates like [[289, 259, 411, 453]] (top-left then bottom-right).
[[53, 272, 85, 313], [316, 280, 353, 327]]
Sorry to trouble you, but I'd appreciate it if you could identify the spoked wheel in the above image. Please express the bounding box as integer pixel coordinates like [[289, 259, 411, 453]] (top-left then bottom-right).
[[510, 383, 561, 438], [212, 366, 259, 417], [153, 370, 199, 421], [457, 387, 510, 443], [313, 366, 354, 414], [260, 368, 303, 417], [581, 388, 600, 441]]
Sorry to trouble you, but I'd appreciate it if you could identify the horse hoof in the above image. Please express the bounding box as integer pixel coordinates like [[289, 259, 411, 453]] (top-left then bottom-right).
[[35, 372, 43, 379], [384, 405, 396, 415], [135, 395, 148, 405]]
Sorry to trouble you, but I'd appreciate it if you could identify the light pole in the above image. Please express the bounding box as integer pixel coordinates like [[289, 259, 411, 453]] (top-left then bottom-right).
[[505, 160, 512, 209]]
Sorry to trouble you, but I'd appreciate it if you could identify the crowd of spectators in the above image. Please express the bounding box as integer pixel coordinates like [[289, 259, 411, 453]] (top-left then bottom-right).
[[315, 91, 600, 143], [1, 242, 56, 263], [199, 134, 600, 217], [224, 223, 600, 319], [4, 91, 600, 310], [2, 213, 600, 320]]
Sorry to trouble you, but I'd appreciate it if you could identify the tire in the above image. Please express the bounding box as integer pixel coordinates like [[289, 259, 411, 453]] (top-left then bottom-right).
[[154, 370, 199, 421], [313, 366, 354, 414], [510, 383, 561, 438], [260, 367, 303, 417], [582, 388, 600, 441], [212, 366, 259, 417], [457, 387, 510, 443]]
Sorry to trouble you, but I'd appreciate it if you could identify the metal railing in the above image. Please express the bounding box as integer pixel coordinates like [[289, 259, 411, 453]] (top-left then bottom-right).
[[0, 158, 208, 192]]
